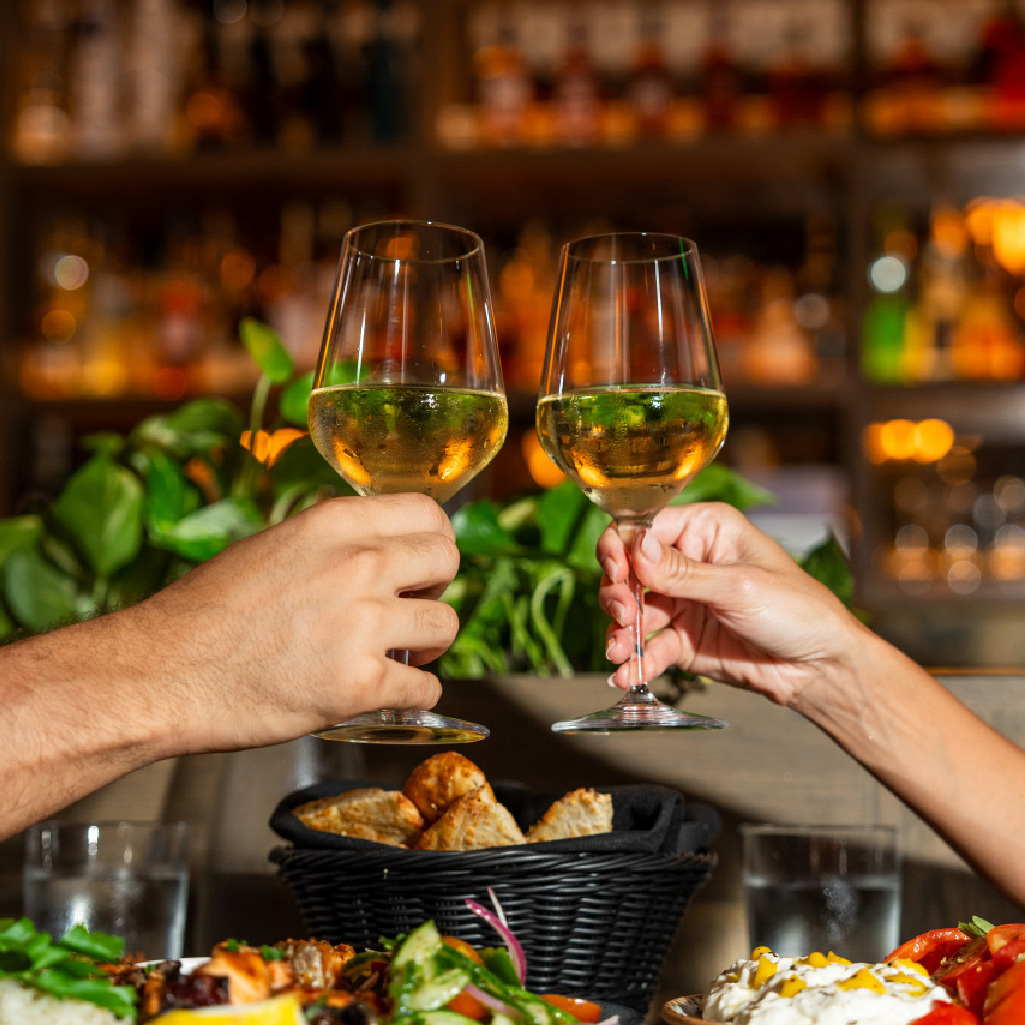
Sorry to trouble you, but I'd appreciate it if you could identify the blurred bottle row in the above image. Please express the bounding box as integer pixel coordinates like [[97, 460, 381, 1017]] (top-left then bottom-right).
[[14, 0, 1025, 165], [442, 0, 1025, 149], [862, 199, 1025, 384], [11, 0, 418, 163], [12, 205, 852, 402]]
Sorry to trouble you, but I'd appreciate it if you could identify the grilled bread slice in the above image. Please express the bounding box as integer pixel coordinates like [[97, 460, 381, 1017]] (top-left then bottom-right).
[[415, 783, 526, 850], [294, 788, 424, 847], [526, 788, 613, 843], [403, 751, 488, 824]]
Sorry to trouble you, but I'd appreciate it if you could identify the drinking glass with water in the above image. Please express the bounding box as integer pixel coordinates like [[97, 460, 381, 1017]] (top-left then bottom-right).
[[741, 823, 901, 964], [23, 820, 189, 960]]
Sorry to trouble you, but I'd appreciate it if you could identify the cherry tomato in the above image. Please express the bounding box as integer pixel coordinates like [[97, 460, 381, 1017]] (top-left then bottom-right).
[[954, 959, 1001, 1019], [984, 961, 1025, 1025], [540, 994, 603, 1023], [910, 1002, 980, 1024], [987, 925, 1025, 968], [887, 929, 973, 975], [934, 937, 989, 989], [442, 936, 484, 965]]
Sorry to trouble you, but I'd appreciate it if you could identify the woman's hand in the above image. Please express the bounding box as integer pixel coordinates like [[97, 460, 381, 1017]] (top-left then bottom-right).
[[597, 502, 864, 708]]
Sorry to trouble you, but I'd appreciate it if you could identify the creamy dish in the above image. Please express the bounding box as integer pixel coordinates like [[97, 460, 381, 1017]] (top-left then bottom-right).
[[702, 948, 952, 1024]]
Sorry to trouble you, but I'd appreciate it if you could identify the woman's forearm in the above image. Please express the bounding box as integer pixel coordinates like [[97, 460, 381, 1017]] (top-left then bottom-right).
[[795, 627, 1025, 907]]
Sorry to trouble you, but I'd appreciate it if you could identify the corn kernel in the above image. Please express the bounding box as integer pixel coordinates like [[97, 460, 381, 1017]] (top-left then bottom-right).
[[750, 946, 773, 959], [802, 952, 829, 968], [753, 956, 778, 987], [779, 976, 807, 999], [838, 968, 886, 994]]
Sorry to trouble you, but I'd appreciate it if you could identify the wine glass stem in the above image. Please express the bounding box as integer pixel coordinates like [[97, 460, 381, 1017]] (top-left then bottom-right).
[[616, 518, 654, 696]]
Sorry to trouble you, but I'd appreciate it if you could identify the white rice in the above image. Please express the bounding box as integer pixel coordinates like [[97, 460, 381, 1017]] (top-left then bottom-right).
[[0, 978, 122, 1024]]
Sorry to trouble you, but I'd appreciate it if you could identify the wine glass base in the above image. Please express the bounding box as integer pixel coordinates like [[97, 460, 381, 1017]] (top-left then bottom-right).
[[312, 710, 489, 744], [551, 703, 728, 735]]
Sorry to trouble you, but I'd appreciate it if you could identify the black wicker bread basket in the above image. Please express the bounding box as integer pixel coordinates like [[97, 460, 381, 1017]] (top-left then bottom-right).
[[269, 781, 718, 1013]]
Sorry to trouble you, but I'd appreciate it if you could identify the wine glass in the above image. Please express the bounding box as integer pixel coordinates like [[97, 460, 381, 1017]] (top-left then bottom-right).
[[308, 220, 508, 743], [536, 232, 730, 733]]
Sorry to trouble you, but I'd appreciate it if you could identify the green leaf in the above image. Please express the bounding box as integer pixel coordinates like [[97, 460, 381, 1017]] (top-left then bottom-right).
[[799, 532, 853, 608], [107, 546, 175, 611], [673, 463, 777, 511], [57, 924, 124, 963], [239, 317, 294, 384], [133, 449, 201, 532], [53, 456, 144, 577], [451, 502, 520, 557], [564, 503, 609, 572], [3, 547, 79, 633], [151, 498, 264, 561], [536, 481, 589, 555], [0, 516, 43, 567], [279, 371, 316, 427], [132, 398, 243, 455], [80, 432, 125, 459]]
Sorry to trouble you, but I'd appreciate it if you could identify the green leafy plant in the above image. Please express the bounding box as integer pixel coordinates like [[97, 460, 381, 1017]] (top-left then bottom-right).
[[0, 319, 856, 697], [0, 319, 347, 643], [441, 468, 853, 686]]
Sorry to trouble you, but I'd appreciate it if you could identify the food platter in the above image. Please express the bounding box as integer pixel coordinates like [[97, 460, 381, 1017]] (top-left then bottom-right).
[[662, 994, 713, 1025]]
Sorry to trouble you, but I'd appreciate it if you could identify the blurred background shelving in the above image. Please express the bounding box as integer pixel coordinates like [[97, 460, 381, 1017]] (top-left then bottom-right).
[[6, 0, 1025, 664]]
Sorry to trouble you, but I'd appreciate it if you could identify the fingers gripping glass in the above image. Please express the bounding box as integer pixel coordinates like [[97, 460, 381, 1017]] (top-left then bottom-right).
[[536, 233, 729, 734], [308, 220, 508, 743]]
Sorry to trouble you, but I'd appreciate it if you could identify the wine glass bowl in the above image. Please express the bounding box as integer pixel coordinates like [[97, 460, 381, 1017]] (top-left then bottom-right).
[[308, 220, 507, 743], [536, 232, 729, 733]]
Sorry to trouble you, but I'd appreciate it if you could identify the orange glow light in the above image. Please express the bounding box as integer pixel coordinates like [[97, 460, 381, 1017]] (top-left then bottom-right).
[[521, 430, 564, 488], [240, 428, 305, 466]]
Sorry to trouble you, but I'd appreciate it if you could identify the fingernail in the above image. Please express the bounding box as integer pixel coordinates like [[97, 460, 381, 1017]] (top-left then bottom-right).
[[605, 636, 618, 660], [640, 530, 661, 563], [607, 672, 620, 688], [602, 557, 618, 584], [608, 600, 627, 627]]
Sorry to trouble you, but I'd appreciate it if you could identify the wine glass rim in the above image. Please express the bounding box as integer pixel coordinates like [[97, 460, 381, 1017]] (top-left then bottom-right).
[[563, 232, 699, 264], [344, 219, 484, 263]]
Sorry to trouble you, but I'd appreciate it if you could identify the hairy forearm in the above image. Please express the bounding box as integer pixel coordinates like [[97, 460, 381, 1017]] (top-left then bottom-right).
[[794, 626, 1025, 907], [0, 613, 173, 841]]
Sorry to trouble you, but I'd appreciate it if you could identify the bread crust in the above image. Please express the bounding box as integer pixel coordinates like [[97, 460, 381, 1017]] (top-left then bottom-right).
[[402, 751, 488, 824], [526, 787, 613, 843], [294, 787, 424, 847], [415, 783, 527, 850]]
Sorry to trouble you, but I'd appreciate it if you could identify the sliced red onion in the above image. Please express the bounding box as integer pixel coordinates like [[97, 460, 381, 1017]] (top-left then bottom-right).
[[465, 896, 527, 985], [596, 1016, 620, 1025], [465, 983, 521, 1018]]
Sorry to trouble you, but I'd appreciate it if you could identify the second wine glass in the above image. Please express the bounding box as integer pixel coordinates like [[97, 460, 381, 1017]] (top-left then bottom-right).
[[536, 232, 730, 733], [308, 220, 508, 743]]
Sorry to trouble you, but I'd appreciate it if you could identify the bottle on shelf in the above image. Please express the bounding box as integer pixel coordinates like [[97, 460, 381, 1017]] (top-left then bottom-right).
[[242, 0, 284, 148], [69, 0, 126, 158], [627, 7, 674, 140], [553, 10, 601, 146], [699, 5, 742, 133], [183, 4, 246, 150], [474, 10, 532, 146], [766, 20, 827, 130], [873, 17, 945, 133]]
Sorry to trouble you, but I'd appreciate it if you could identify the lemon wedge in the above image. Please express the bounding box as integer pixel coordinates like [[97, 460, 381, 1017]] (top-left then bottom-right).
[[154, 994, 304, 1024]]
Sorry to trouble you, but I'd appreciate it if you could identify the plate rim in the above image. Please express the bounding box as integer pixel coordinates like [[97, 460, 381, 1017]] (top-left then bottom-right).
[[662, 993, 718, 1025]]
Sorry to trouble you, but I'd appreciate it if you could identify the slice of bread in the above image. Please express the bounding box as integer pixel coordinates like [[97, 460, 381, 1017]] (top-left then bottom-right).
[[403, 752, 488, 824], [294, 787, 424, 847], [526, 788, 613, 843], [415, 783, 526, 850]]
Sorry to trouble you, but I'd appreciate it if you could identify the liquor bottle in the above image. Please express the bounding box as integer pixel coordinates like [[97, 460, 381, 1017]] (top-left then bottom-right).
[[130, 0, 178, 153], [243, 0, 283, 147], [767, 21, 826, 129], [365, 0, 408, 143], [699, 6, 742, 133], [627, 7, 673, 139], [475, 11, 531, 146], [553, 11, 601, 146], [183, 5, 245, 150], [69, 0, 125, 157], [879, 19, 944, 132], [298, 1, 345, 147], [12, 0, 73, 164], [974, 1, 1025, 128]]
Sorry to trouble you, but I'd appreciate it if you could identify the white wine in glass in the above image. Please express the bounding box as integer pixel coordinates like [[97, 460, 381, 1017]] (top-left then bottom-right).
[[537, 232, 729, 733], [308, 220, 508, 743]]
